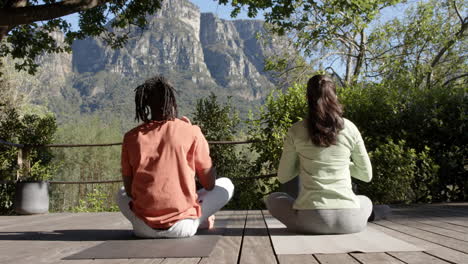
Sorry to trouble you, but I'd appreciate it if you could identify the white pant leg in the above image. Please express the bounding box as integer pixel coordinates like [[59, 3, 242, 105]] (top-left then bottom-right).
[[116, 187, 160, 238], [116, 187, 199, 238], [116, 178, 234, 239], [196, 177, 234, 223]]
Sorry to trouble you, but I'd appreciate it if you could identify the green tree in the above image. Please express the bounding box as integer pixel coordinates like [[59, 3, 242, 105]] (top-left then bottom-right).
[[192, 93, 263, 209], [49, 114, 122, 211], [220, 0, 403, 86], [367, 0, 467, 89]]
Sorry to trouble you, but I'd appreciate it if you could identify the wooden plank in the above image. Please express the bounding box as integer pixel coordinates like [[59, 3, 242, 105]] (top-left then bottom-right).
[[377, 219, 468, 254], [128, 260, 164, 264], [91, 258, 164, 264], [0, 241, 101, 264], [391, 207, 468, 228], [387, 252, 451, 264], [314, 254, 359, 264], [412, 218, 468, 234], [160, 258, 201, 264], [238, 210, 277, 264], [277, 254, 318, 264], [350, 253, 404, 263], [389, 218, 468, 242], [51, 260, 94, 264], [371, 222, 468, 264], [421, 205, 468, 215], [0, 213, 130, 263], [199, 211, 247, 264], [0, 213, 77, 230]]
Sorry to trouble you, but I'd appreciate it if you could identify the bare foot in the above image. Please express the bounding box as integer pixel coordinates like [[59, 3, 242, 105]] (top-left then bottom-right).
[[199, 215, 215, 229]]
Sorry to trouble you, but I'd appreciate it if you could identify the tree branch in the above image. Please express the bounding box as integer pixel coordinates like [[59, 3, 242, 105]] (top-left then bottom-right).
[[453, 0, 464, 25], [325, 66, 344, 87], [443, 73, 468, 86], [426, 14, 467, 88], [0, 0, 111, 27]]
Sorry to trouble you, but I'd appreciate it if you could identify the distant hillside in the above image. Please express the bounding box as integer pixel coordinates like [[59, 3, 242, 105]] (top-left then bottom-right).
[[25, 0, 285, 128]]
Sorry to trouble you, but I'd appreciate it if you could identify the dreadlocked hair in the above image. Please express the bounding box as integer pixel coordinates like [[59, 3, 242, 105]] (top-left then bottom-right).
[[306, 74, 344, 147], [134, 75, 178, 123]]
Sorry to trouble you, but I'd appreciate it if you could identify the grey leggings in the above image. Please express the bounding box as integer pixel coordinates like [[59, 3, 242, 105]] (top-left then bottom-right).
[[265, 192, 373, 234]]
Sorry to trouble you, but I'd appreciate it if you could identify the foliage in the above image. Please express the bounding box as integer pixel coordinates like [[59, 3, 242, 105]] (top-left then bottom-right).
[[0, 109, 57, 182], [0, 65, 57, 214], [49, 115, 123, 211], [1, 0, 164, 74], [246, 79, 464, 204], [192, 93, 262, 209], [367, 0, 467, 89], [357, 139, 438, 204], [72, 186, 118, 213], [248, 83, 307, 174], [339, 83, 467, 202], [193, 93, 241, 179], [254, 0, 467, 88], [0, 183, 15, 215]]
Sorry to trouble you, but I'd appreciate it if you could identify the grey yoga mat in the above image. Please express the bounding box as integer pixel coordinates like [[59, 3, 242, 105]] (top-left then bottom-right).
[[64, 235, 221, 259], [265, 217, 424, 254]]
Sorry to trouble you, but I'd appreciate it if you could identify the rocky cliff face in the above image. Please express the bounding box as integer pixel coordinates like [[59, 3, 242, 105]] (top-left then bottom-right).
[[69, 0, 278, 100], [27, 0, 283, 120]]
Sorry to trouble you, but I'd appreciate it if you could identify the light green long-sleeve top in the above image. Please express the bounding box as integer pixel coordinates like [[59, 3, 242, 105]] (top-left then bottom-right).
[[278, 118, 372, 209]]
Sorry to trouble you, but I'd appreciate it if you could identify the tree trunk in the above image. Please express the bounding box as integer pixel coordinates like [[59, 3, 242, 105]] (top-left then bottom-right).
[[344, 44, 354, 86], [352, 29, 366, 85]]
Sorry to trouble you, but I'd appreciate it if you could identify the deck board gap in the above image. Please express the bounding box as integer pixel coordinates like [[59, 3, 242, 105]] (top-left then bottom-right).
[[373, 222, 468, 255], [347, 253, 365, 264], [386, 219, 468, 243], [422, 251, 458, 264], [384, 252, 409, 264], [235, 211, 248, 264], [261, 210, 280, 264]]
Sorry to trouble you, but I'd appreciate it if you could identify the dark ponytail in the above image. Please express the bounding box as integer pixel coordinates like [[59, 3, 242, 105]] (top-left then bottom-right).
[[306, 75, 344, 147]]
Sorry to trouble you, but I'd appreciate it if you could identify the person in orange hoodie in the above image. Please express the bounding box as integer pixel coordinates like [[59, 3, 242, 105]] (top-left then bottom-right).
[[116, 75, 234, 238]]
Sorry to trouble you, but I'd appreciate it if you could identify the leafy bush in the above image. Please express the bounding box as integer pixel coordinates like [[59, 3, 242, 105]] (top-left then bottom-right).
[[0, 110, 57, 182], [357, 139, 438, 204], [340, 83, 467, 202], [49, 115, 123, 212], [72, 186, 118, 212], [244, 80, 463, 205], [248, 83, 307, 174], [192, 93, 263, 209], [0, 183, 15, 214], [0, 108, 57, 214]]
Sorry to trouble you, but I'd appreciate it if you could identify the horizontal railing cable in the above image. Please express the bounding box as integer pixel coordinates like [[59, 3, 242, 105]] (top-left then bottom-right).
[[0, 138, 269, 184], [0, 139, 257, 148], [0, 173, 277, 185]]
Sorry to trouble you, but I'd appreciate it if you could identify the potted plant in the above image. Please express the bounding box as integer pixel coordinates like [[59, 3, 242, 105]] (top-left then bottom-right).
[[14, 150, 55, 214], [10, 113, 57, 215]]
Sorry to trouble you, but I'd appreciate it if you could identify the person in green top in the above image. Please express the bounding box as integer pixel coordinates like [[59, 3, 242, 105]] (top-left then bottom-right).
[[265, 74, 373, 234]]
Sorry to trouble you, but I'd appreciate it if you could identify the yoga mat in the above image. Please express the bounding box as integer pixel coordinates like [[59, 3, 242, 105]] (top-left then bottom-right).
[[265, 217, 424, 254], [64, 235, 221, 259]]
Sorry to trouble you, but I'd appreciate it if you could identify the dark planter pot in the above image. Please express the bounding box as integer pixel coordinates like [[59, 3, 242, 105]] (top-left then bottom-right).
[[14, 181, 50, 215]]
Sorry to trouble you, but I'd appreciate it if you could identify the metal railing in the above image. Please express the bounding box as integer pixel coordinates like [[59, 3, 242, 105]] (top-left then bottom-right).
[[0, 139, 276, 184]]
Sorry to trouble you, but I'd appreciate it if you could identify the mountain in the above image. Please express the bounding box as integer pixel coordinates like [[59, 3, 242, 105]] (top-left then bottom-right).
[[29, 0, 284, 126]]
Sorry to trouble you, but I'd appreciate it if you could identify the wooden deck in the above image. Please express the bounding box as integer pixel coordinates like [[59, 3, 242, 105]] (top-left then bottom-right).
[[0, 203, 467, 264]]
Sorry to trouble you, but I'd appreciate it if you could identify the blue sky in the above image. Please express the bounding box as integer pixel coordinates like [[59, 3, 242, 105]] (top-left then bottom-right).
[[190, 0, 264, 19], [64, 0, 264, 30], [63, 0, 409, 31]]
